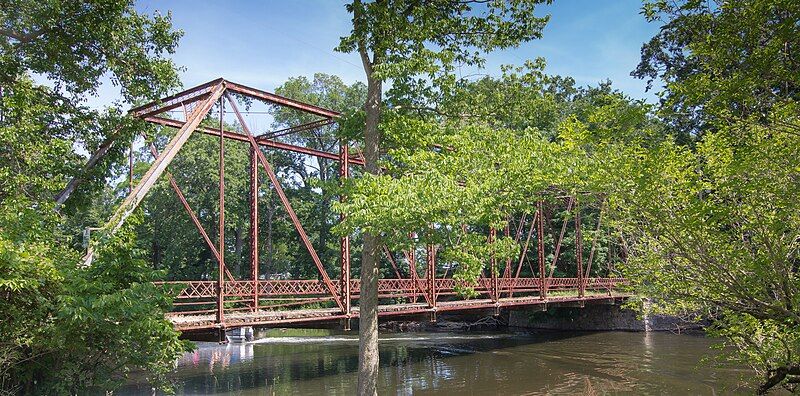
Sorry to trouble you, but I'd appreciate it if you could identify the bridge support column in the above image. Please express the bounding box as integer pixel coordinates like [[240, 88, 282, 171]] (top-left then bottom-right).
[[216, 97, 226, 330], [575, 196, 585, 298], [339, 141, 351, 318], [249, 147, 259, 310], [426, 244, 436, 310], [226, 326, 254, 343], [537, 201, 546, 300], [217, 327, 227, 344], [489, 227, 498, 302]]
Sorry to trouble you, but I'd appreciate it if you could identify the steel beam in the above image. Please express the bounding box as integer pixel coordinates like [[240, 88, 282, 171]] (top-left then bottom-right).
[[575, 197, 584, 298], [405, 241, 428, 305], [130, 78, 224, 118], [510, 210, 536, 298], [142, 116, 365, 166], [584, 201, 605, 292], [489, 227, 498, 302], [145, 142, 235, 282], [537, 200, 546, 299], [258, 118, 335, 139], [382, 245, 404, 279], [249, 147, 259, 310], [217, 98, 226, 331], [548, 197, 574, 279], [340, 141, 351, 317], [503, 221, 511, 280], [426, 244, 436, 310], [225, 80, 340, 118]]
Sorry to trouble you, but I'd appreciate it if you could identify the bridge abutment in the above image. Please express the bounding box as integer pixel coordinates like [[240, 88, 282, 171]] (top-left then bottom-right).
[[508, 301, 702, 332], [225, 326, 254, 343]]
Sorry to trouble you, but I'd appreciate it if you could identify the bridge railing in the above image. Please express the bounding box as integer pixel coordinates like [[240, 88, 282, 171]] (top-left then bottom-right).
[[155, 277, 627, 316]]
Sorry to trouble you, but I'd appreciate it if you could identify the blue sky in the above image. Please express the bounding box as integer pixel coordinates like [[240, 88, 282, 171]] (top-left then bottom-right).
[[91, 0, 661, 108]]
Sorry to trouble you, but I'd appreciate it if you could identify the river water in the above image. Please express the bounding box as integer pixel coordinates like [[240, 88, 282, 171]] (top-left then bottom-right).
[[122, 329, 754, 395]]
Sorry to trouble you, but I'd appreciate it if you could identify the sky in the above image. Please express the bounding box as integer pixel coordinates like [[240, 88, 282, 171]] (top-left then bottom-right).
[[89, 0, 662, 109]]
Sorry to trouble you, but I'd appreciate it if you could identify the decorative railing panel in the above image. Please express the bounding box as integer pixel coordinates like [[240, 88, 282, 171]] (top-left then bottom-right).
[[158, 277, 626, 302]]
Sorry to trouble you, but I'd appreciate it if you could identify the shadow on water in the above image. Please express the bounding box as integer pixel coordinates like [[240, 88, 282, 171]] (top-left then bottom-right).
[[120, 329, 755, 395]]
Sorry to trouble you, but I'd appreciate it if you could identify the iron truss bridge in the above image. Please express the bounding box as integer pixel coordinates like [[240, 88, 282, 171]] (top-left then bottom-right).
[[68, 78, 630, 335]]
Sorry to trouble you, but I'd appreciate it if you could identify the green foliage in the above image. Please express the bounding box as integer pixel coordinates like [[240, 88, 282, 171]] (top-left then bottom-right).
[[1, 0, 183, 212], [338, 0, 552, 90], [1, 213, 191, 394], [335, 85, 650, 294], [625, 1, 800, 392], [609, 119, 800, 393], [0, 1, 190, 393], [0, 0, 183, 101], [634, 0, 800, 140]]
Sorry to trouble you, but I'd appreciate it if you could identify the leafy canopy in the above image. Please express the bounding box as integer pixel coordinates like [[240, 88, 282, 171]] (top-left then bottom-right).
[[0, 1, 189, 394], [634, 0, 800, 140]]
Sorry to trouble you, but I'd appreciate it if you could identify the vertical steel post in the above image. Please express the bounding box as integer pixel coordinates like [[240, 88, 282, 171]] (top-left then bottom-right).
[[575, 196, 584, 298], [489, 227, 498, 302], [537, 200, 546, 299], [426, 243, 437, 316], [249, 147, 259, 310], [408, 233, 418, 304], [339, 141, 351, 319], [503, 221, 511, 288], [510, 211, 536, 298], [217, 98, 226, 339]]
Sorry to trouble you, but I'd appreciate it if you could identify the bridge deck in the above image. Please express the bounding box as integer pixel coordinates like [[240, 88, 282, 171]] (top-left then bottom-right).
[[169, 293, 628, 331]]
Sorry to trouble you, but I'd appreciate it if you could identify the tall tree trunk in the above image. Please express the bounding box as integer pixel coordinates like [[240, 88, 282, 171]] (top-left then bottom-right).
[[357, 57, 382, 396]]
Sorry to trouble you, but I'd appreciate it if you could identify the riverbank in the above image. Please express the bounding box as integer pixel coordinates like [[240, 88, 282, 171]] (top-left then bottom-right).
[[373, 301, 704, 334]]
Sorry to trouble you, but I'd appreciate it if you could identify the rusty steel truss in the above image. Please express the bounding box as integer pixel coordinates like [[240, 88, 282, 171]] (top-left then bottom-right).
[[88, 78, 627, 335]]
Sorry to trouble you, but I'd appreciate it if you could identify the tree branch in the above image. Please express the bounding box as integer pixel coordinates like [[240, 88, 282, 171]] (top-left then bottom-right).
[[0, 27, 48, 44]]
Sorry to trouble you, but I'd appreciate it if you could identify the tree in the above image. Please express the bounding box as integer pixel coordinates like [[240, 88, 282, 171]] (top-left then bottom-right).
[[626, 1, 800, 392], [633, 0, 800, 142], [601, 119, 800, 394], [0, 1, 189, 393], [336, 2, 555, 392], [335, 81, 655, 289]]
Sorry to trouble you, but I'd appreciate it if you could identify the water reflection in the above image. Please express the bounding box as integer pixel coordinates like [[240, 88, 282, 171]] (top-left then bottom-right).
[[183, 343, 256, 371], [121, 330, 753, 395]]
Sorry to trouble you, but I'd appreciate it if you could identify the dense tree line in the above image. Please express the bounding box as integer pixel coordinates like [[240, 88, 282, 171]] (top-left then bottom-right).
[[2, 0, 799, 394]]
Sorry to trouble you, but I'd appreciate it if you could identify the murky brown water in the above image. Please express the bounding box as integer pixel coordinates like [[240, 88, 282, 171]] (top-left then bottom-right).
[[121, 329, 755, 395]]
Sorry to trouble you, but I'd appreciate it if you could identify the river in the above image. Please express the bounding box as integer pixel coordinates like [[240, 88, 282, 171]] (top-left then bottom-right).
[[121, 329, 754, 395]]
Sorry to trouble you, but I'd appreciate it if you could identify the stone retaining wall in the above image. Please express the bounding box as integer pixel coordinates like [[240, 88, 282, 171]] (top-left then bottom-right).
[[507, 303, 704, 332]]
